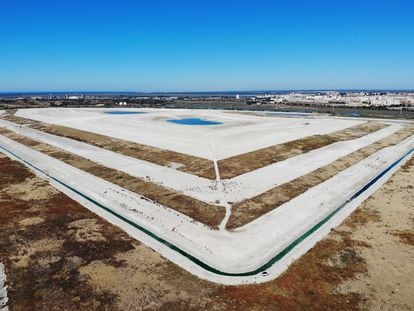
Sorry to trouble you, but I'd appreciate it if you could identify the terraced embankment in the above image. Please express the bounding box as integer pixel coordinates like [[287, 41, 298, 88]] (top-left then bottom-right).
[[0, 127, 225, 228], [218, 122, 387, 179], [227, 126, 414, 229], [1, 151, 413, 309], [3, 114, 217, 179], [4, 114, 386, 182], [0, 117, 406, 231]]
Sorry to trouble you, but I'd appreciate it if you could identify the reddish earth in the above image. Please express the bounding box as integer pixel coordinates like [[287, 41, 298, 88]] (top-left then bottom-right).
[[0, 152, 413, 310]]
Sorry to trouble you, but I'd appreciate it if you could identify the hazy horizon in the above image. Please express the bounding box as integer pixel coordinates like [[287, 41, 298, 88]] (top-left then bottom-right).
[[1, 88, 414, 95]]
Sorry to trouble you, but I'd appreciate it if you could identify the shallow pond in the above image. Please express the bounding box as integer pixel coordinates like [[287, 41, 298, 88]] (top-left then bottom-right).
[[167, 118, 222, 126]]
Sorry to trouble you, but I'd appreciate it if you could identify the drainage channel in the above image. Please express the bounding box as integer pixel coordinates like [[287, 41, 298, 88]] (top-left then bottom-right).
[[0, 142, 412, 278]]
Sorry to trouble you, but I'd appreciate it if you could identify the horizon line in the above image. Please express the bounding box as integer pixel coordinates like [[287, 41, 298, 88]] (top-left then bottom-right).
[[1, 88, 414, 95]]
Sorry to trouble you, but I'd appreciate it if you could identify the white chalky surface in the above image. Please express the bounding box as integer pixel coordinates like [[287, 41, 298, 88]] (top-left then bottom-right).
[[1, 108, 413, 284], [0, 118, 401, 204], [16, 108, 363, 160], [0, 263, 8, 311]]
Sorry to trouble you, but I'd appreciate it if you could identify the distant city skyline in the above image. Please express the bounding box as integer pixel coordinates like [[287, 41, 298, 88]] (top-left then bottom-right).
[[1, 89, 414, 96], [1, 0, 413, 92]]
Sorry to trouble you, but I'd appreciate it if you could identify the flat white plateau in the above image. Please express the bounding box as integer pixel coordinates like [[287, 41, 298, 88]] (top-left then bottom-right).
[[16, 108, 363, 160]]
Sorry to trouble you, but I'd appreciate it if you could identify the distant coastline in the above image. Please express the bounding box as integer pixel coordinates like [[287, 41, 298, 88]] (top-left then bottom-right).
[[1, 89, 414, 98]]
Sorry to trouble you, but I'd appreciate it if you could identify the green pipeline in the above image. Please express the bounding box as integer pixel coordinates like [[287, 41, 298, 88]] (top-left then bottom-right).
[[0, 143, 412, 277]]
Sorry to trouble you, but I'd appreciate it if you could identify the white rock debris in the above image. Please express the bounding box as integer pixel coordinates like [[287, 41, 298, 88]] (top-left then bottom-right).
[[0, 263, 8, 311]]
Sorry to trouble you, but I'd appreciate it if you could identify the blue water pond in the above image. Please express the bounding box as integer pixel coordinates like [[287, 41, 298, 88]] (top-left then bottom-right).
[[105, 111, 147, 115], [344, 112, 361, 117], [167, 118, 222, 126]]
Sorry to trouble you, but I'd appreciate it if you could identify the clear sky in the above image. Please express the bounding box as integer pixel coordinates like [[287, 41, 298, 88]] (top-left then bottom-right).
[[0, 0, 413, 92]]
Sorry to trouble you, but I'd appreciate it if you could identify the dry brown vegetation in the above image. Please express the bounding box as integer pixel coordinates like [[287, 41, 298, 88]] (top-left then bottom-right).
[[218, 122, 388, 179], [227, 126, 414, 229], [334, 156, 414, 310], [0, 155, 135, 310], [4, 114, 217, 179], [1, 153, 413, 310], [392, 230, 414, 246], [0, 128, 225, 229]]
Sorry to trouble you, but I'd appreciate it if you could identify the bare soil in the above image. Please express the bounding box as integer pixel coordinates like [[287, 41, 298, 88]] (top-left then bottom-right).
[[336, 157, 414, 310], [1, 153, 413, 310], [0, 128, 225, 229], [218, 122, 387, 179], [227, 126, 414, 229]]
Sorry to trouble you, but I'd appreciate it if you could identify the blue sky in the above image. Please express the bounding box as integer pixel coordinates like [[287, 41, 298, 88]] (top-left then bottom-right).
[[0, 0, 413, 92]]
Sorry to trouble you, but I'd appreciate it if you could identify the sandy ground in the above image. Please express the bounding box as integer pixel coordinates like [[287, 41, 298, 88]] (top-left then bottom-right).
[[336, 158, 414, 310], [0, 152, 413, 310]]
